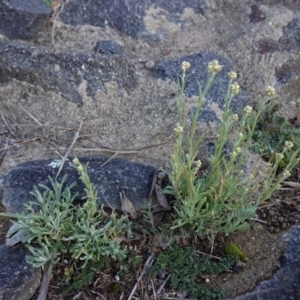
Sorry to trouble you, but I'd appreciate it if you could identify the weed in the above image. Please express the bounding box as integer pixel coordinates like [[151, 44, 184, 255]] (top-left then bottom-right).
[[165, 61, 299, 242], [0, 158, 128, 297], [150, 245, 236, 299], [250, 103, 300, 168]]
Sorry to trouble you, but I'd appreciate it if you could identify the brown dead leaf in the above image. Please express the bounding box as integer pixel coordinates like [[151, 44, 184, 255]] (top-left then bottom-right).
[[149, 166, 171, 211], [120, 191, 137, 219]]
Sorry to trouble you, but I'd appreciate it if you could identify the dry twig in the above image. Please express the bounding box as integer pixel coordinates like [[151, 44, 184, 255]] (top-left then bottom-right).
[[156, 274, 171, 295], [0, 112, 15, 136], [55, 121, 83, 178], [127, 254, 154, 300]]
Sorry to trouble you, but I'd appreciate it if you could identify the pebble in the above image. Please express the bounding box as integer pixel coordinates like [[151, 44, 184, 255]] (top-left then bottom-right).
[[282, 222, 287, 229], [269, 210, 276, 216], [278, 216, 284, 223], [145, 60, 155, 69]]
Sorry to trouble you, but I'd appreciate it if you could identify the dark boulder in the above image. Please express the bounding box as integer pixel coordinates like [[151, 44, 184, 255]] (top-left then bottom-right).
[[0, 156, 157, 214], [0, 0, 52, 40], [0, 41, 138, 106], [59, 0, 206, 42], [0, 244, 41, 300], [93, 40, 124, 55]]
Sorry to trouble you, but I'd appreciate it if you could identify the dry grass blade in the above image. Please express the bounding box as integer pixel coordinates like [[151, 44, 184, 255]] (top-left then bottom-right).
[[156, 274, 171, 295], [22, 107, 43, 126], [0, 112, 15, 136], [55, 121, 83, 178], [127, 254, 154, 300]]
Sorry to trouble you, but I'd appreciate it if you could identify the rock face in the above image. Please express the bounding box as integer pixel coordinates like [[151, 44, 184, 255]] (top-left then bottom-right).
[[0, 41, 138, 106], [0, 244, 41, 300], [0, 156, 157, 214], [0, 0, 52, 40], [60, 0, 206, 42]]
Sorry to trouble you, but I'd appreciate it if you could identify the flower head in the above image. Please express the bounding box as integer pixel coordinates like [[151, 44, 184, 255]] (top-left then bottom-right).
[[232, 114, 239, 121], [228, 71, 237, 79], [195, 160, 202, 168], [207, 60, 222, 73], [77, 164, 84, 173], [230, 82, 240, 95], [244, 105, 253, 115], [265, 86, 276, 97], [174, 125, 183, 135], [235, 147, 242, 153], [73, 157, 80, 166], [275, 153, 284, 160], [284, 141, 293, 149], [181, 61, 191, 72], [238, 132, 243, 139], [283, 170, 291, 177]]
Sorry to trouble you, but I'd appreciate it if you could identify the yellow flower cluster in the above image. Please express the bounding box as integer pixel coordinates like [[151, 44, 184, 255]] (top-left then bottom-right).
[[284, 141, 293, 149], [195, 160, 202, 168], [283, 170, 291, 177], [275, 153, 284, 160], [181, 61, 191, 72], [174, 125, 183, 135], [228, 71, 237, 79], [265, 86, 276, 97], [232, 114, 239, 121], [207, 60, 222, 73], [73, 157, 83, 173], [244, 105, 253, 114], [230, 82, 240, 95]]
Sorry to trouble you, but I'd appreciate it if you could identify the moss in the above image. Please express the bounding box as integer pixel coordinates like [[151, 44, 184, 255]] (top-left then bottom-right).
[[225, 242, 247, 262], [111, 283, 121, 294]]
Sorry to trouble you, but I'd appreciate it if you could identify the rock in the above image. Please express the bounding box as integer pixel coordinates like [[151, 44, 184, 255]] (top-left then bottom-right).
[[227, 226, 300, 299], [0, 244, 41, 300], [0, 41, 138, 106], [0, 0, 52, 40], [154, 53, 247, 123], [59, 0, 206, 42], [93, 40, 124, 55], [0, 156, 157, 213], [249, 4, 266, 23]]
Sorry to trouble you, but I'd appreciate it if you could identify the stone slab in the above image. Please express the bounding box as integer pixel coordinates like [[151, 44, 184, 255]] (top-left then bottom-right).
[[0, 156, 157, 214], [0, 41, 138, 106], [0, 0, 52, 40]]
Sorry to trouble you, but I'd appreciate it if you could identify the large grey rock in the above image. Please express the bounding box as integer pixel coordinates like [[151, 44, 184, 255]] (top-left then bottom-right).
[[154, 53, 247, 123], [0, 0, 52, 40], [0, 156, 157, 214], [0, 244, 41, 300], [60, 0, 206, 43], [0, 41, 138, 106], [227, 226, 300, 299]]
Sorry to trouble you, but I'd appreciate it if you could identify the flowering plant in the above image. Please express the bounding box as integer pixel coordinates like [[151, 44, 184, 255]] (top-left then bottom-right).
[[164, 61, 299, 243]]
